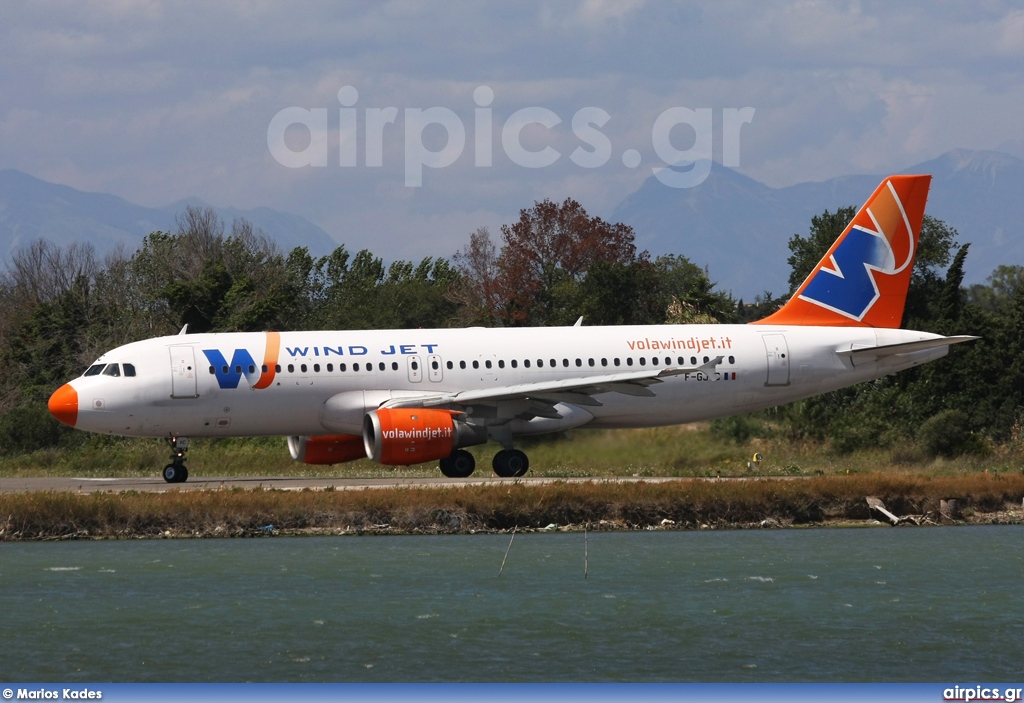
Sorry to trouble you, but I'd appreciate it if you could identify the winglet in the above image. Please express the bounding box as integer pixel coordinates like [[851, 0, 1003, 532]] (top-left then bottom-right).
[[754, 174, 931, 328]]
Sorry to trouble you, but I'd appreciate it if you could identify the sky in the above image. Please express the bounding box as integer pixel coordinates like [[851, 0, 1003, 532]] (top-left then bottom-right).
[[1, 0, 1022, 262]]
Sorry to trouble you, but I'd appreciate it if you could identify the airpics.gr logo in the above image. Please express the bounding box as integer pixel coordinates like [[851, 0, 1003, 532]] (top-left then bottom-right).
[[797, 180, 915, 321]]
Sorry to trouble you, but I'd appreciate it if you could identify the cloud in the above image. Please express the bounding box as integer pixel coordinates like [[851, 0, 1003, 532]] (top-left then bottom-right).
[[0, 0, 1021, 262]]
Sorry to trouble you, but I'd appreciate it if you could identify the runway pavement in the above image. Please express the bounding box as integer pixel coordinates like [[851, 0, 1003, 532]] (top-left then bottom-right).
[[0, 474, 688, 494]]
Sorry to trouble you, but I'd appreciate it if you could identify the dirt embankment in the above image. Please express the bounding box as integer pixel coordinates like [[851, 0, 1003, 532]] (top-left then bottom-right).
[[2, 474, 1023, 540]]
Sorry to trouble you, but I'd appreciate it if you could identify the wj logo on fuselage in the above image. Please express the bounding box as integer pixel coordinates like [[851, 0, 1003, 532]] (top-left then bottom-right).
[[202, 349, 264, 389], [201, 337, 441, 390]]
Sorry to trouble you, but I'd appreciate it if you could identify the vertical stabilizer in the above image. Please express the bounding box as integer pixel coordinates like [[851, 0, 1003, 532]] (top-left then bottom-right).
[[754, 174, 931, 328]]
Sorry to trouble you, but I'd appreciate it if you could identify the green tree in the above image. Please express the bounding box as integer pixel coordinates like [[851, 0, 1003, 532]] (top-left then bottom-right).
[[785, 207, 856, 293]]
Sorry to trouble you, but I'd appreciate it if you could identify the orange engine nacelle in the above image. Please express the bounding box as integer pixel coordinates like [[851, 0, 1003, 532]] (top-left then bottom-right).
[[363, 408, 471, 465], [288, 434, 367, 465]]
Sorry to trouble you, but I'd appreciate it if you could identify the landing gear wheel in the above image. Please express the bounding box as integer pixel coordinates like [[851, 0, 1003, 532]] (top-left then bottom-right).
[[493, 449, 529, 478], [162, 463, 187, 484], [162, 436, 190, 483], [439, 449, 476, 478]]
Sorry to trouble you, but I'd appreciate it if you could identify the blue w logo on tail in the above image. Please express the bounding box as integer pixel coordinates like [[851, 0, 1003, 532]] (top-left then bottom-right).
[[799, 226, 891, 320]]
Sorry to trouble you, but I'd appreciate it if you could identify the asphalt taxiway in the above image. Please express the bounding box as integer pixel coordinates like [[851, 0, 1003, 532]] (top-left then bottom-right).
[[0, 475, 686, 493]]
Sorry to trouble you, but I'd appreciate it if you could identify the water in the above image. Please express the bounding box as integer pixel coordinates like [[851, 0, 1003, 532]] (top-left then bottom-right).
[[1, 527, 1022, 682]]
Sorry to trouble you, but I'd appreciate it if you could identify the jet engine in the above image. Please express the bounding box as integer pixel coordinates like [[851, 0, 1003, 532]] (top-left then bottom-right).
[[288, 434, 367, 465], [362, 408, 485, 465]]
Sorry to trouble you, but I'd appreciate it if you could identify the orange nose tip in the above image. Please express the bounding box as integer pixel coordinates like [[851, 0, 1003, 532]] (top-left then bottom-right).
[[48, 383, 78, 427]]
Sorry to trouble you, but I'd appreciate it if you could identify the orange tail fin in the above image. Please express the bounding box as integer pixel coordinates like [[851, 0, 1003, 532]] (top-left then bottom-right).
[[754, 174, 931, 328]]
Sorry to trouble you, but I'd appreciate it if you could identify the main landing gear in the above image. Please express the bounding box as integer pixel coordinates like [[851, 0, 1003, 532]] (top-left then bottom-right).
[[437, 448, 530, 479], [492, 449, 529, 478], [439, 449, 475, 478], [162, 436, 190, 483]]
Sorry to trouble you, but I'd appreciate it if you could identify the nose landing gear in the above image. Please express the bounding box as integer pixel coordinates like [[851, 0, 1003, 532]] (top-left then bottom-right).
[[162, 436, 190, 483]]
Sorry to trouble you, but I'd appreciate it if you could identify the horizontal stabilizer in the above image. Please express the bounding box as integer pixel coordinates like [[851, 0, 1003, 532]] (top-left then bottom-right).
[[837, 335, 978, 361]]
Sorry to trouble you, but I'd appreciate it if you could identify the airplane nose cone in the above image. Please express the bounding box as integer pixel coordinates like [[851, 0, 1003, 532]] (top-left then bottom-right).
[[48, 384, 78, 427]]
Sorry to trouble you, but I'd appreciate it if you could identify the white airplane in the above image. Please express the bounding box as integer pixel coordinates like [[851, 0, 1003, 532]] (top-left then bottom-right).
[[48, 175, 975, 482]]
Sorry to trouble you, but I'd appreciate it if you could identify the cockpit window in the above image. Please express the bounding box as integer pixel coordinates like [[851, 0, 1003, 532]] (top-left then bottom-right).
[[123, 363, 137, 377], [101, 363, 121, 377], [84, 364, 105, 377]]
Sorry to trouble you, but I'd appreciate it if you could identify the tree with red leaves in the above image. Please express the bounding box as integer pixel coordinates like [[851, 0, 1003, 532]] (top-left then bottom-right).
[[495, 198, 642, 325]]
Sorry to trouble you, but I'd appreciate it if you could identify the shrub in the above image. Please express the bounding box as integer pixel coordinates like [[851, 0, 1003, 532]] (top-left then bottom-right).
[[0, 403, 63, 455], [918, 409, 988, 458]]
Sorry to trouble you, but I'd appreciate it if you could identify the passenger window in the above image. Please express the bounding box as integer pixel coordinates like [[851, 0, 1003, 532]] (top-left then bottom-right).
[[497, 360, 504, 369], [123, 363, 137, 377], [314, 364, 320, 372], [511, 360, 518, 368], [460, 360, 466, 369], [391, 362, 398, 370], [485, 360, 492, 369], [102, 364, 121, 377], [379, 362, 385, 371], [209, 366, 216, 375], [447, 361, 453, 370], [473, 361, 479, 369], [300, 364, 307, 373], [626, 358, 633, 367], [327, 363, 334, 372], [524, 359, 531, 368], [575, 359, 582, 367], [288, 364, 295, 373], [84, 364, 105, 377], [728, 356, 735, 364]]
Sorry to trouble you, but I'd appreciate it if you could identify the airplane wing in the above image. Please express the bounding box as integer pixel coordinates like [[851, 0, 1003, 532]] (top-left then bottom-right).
[[380, 356, 724, 420], [836, 335, 978, 362]]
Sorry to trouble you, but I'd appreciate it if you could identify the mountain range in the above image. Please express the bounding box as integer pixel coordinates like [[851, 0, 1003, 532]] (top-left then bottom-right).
[[612, 149, 1024, 298], [0, 169, 338, 261], [1, 148, 1021, 300]]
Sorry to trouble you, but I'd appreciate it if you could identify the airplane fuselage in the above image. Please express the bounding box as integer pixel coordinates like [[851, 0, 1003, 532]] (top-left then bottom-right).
[[64, 323, 948, 440]]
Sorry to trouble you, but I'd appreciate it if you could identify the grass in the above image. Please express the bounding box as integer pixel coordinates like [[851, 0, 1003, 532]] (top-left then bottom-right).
[[3, 425, 1022, 480], [3, 426, 1022, 540], [2, 473, 1023, 540]]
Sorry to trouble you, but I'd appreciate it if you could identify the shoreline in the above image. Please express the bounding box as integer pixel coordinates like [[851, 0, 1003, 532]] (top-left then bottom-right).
[[2, 474, 1023, 541]]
